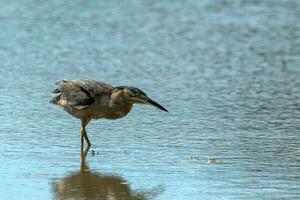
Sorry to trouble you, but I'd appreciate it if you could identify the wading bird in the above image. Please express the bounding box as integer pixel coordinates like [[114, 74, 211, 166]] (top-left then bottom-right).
[[51, 80, 168, 147]]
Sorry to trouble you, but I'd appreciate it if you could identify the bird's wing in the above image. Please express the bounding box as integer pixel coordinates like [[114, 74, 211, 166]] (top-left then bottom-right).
[[53, 80, 113, 109]]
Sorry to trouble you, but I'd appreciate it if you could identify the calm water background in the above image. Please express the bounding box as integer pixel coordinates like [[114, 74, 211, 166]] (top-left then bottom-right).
[[0, 0, 300, 199]]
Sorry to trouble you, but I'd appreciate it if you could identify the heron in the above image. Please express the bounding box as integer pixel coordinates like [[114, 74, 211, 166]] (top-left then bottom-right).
[[50, 79, 168, 147]]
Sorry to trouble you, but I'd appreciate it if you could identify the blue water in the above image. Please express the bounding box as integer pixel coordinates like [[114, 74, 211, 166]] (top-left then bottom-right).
[[0, 0, 299, 199]]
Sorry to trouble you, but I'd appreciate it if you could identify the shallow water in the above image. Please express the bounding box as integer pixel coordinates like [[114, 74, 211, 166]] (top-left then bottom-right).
[[0, 0, 300, 199]]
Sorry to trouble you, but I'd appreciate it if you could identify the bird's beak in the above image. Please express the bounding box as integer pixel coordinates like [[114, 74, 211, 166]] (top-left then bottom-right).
[[144, 97, 168, 112]]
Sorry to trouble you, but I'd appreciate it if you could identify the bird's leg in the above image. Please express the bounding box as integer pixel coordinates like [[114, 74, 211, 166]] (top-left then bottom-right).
[[80, 145, 90, 172], [80, 127, 85, 148], [84, 118, 91, 147], [83, 130, 91, 147], [81, 118, 91, 147]]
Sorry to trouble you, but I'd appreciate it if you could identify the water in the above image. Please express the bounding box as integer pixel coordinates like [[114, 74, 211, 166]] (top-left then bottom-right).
[[0, 0, 300, 199]]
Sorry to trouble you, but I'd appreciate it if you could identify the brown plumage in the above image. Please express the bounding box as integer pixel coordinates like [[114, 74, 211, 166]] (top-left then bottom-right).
[[51, 79, 168, 147]]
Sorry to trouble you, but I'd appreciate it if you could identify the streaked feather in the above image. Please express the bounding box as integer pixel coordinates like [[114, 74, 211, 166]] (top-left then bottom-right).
[[51, 80, 113, 109]]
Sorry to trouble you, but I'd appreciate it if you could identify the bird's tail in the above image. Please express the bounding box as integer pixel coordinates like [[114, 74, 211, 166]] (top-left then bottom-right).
[[50, 94, 61, 104]]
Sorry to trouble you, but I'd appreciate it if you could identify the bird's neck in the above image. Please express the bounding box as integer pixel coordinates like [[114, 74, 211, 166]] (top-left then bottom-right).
[[108, 95, 133, 119]]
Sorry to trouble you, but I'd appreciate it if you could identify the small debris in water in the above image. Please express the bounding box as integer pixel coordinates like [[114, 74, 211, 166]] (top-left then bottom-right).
[[207, 158, 217, 164], [191, 156, 200, 160]]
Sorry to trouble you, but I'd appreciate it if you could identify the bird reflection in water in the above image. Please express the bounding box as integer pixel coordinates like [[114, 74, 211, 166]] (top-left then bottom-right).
[[52, 147, 163, 200]]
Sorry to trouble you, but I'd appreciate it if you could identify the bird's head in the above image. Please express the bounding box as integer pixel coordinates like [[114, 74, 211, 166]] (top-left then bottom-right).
[[113, 86, 168, 112]]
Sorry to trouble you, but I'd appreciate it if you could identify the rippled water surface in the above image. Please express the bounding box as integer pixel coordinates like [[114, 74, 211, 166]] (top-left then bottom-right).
[[1, 0, 300, 199]]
